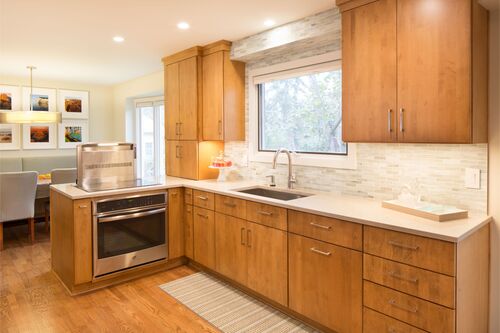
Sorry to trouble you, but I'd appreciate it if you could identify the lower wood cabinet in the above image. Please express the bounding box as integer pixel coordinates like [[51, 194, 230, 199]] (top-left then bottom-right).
[[193, 207, 215, 269], [168, 188, 184, 259], [288, 233, 362, 333], [184, 204, 194, 259]]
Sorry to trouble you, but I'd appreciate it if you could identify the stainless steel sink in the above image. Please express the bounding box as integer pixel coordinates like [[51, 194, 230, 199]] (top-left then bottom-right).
[[234, 186, 312, 201]]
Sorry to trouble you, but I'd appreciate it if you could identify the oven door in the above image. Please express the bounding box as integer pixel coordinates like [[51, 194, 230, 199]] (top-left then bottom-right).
[[93, 207, 168, 277]]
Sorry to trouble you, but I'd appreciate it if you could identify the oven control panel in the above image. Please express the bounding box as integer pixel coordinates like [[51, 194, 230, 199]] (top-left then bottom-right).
[[95, 194, 166, 214]]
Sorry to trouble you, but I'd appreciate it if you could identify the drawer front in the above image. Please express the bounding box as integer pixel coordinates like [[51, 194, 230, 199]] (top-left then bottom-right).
[[215, 195, 246, 219], [364, 226, 456, 276], [363, 307, 427, 333], [193, 190, 215, 210], [364, 281, 455, 332], [246, 201, 287, 231], [288, 210, 362, 250], [364, 254, 455, 308], [184, 188, 193, 205]]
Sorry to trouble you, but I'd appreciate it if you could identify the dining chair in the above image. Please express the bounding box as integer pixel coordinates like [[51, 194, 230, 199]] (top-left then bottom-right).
[[44, 168, 77, 230], [0, 171, 38, 250]]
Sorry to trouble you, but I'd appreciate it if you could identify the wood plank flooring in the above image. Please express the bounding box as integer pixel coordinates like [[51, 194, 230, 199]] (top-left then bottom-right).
[[0, 223, 219, 333]]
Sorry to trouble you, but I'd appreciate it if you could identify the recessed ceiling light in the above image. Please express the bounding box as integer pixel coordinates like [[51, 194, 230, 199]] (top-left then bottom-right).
[[264, 19, 275, 27], [113, 36, 125, 43], [177, 22, 190, 30]]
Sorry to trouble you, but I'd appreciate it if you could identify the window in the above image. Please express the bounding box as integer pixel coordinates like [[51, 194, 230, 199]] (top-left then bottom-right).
[[249, 52, 356, 169], [135, 98, 165, 179]]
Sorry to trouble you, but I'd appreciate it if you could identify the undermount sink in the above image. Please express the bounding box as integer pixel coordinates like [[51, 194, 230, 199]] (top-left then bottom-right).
[[234, 186, 313, 201]]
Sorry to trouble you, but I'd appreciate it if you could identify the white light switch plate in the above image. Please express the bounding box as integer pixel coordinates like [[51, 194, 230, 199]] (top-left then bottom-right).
[[465, 168, 481, 189]]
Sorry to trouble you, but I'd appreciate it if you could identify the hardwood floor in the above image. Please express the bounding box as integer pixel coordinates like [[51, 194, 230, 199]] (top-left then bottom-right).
[[0, 223, 219, 333]]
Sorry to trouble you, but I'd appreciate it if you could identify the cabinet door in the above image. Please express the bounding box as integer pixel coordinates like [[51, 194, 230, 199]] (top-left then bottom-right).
[[289, 234, 362, 333], [168, 188, 184, 259], [397, 0, 471, 143], [246, 223, 288, 306], [165, 63, 180, 140], [178, 141, 198, 180], [193, 207, 215, 269], [215, 213, 247, 286], [202, 52, 224, 140], [73, 199, 92, 284], [184, 204, 194, 259], [342, 0, 397, 142], [179, 57, 199, 140], [166, 141, 181, 177]]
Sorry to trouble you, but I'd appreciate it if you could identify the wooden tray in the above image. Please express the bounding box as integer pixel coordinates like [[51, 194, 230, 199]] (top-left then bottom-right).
[[382, 199, 468, 222]]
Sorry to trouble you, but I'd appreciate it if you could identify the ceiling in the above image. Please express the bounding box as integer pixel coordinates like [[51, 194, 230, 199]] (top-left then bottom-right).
[[0, 0, 334, 85]]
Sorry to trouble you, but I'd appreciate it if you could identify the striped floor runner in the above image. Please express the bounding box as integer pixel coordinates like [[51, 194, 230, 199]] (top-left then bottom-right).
[[160, 272, 319, 333]]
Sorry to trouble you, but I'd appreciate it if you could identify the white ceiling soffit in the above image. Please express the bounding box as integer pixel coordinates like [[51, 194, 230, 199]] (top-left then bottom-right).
[[0, 0, 334, 85]]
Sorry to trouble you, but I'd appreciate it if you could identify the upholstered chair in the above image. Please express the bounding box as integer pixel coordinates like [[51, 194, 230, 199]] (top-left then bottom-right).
[[44, 168, 77, 230]]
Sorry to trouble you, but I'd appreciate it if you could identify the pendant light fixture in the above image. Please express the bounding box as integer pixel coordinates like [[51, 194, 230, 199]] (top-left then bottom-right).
[[0, 66, 62, 124]]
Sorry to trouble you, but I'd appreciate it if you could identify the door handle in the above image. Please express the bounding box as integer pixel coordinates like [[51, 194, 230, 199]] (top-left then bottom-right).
[[399, 108, 404, 132], [218, 120, 222, 136], [241, 227, 245, 246], [247, 229, 251, 248], [388, 109, 393, 132], [178, 122, 182, 136], [310, 247, 332, 256]]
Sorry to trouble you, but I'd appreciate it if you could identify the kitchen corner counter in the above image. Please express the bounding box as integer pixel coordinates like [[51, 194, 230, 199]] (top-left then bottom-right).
[[51, 177, 491, 243]]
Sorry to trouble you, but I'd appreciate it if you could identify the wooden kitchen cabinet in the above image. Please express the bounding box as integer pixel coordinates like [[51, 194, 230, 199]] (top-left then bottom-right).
[[168, 188, 184, 259], [193, 207, 216, 270], [338, 0, 489, 143], [289, 233, 362, 333], [202, 41, 245, 141], [166, 140, 223, 180], [184, 204, 194, 259]]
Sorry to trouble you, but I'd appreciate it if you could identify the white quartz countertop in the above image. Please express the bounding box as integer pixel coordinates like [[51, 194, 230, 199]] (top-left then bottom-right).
[[51, 177, 491, 243]]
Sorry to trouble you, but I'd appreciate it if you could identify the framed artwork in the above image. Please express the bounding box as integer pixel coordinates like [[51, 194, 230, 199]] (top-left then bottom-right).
[[58, 89, 89, 119], [22, 87, 57, 112], [58, 119, 88, 149], [22, 123, 57, 149], [0, 124, 21, 150], [0, 85, 21, 111]]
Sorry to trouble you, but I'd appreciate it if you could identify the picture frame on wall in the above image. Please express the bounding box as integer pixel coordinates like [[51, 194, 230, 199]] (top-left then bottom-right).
[[22, 87, 57, 112], [22, 123, 57, 150], [0, 124, 21, 150], [58, 89, 89, 119], [58, 119, 88, 149], [0, 85, 21, 111]]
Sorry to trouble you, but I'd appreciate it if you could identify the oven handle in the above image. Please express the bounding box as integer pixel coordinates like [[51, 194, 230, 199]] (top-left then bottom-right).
[[95, 204, 166, 218], [97, 208, 166, 223]]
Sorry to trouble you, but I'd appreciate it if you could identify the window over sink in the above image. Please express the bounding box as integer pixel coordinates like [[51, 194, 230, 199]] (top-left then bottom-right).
[[249, 52, 356, 169]]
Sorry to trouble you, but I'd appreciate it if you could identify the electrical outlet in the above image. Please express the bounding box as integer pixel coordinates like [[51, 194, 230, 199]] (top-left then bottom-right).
[[465, 168, 481, 189]]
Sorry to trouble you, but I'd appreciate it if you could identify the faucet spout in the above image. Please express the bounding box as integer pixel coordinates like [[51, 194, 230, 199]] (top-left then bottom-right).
[[272, 148, 296, 189]]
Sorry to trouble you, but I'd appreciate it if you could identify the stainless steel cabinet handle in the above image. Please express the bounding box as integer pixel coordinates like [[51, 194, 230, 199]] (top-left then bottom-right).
[[175, 122, 179, 136], [178, 145, 183, 158], [175, 145, 180, 158], [218, 120, 222, 136], [388, 240, 419, 251], [388, 109, 393, 132], [241, 227, 245, 245], [196, 213, 208, 219], [310, 247, 331, 256], [258, 210, 272, 216], [78, 204, 88, 208], [309, 222, 332, 230], [399, 108, 404, 132], [224, 202, 236, 207], [388, 271, 419, 284], [247, 229, 251, 248], [178, 122, 182, 135], [388, 299, 418, 313], [197, 196, 208, 201]]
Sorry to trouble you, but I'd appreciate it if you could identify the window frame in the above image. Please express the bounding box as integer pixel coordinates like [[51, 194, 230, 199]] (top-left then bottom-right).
[[248, 51, 357, 170]]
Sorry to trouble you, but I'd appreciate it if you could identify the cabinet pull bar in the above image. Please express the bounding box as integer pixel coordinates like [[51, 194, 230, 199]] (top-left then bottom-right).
[[388, 240, 419, 251], [388, 271, 419, 283], [309, 222, 332, 230], [175, 122, 178, 135], [218, 120, 222, 136], [388, 109, 393, 132], [241, 228, 245, 245], [196, 213, 208, 219], [224, 202, 236, 207], [78, 205, 88, 208], [388, 299, 418, 313], [310, 247, 331, 256], [247, 229, 251, 248], [197, 196, 208, 200], [399, 108, 404, 132], [175, 145, 180, 158], [178, 122, 182, 135], [258, 210, 273, 216]]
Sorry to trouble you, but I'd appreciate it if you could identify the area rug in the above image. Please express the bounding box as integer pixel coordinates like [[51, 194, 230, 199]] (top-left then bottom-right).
[[160, 272, 318, 333]]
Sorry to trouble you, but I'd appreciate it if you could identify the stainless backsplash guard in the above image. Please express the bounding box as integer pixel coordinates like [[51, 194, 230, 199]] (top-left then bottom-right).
[[77, 143, 137, 191]]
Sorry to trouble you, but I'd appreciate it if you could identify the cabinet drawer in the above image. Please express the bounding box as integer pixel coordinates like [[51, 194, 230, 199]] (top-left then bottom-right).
[[364, 281, 455, 332], [215, 195, 246, 219], [246, 201, 287, 231], [363, 307, 427, 333], [184, 188, 193, 205], [288, 210, 362, 250], [364, 254, 455, 308], [364, 226, 456, 276], [193, 190, 215, 210]]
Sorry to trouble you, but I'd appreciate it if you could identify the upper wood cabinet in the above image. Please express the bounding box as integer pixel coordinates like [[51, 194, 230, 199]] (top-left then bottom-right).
[[339, 0, 489, 143], [202, 41, 245, 141], [166, 140, 223, 180]]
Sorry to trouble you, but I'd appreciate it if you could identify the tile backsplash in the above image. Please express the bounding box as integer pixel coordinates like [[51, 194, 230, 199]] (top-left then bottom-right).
[[226, 8, 488, 214]]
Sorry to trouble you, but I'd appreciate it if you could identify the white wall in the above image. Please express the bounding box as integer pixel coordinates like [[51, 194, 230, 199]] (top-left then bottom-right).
[[489, 9, 500, 333], [0, 75, 114, 157]]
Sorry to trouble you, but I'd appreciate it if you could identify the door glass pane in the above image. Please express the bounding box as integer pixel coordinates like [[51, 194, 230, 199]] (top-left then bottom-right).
[[140, 106, 155, 178], [158, 104, 165, 177]]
